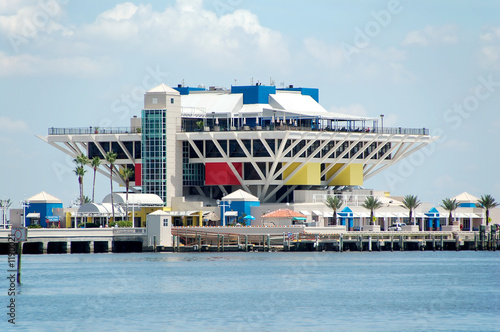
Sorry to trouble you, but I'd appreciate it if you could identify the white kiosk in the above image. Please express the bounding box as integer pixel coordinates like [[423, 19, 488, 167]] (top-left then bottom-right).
[[146, 210, 172, 247]]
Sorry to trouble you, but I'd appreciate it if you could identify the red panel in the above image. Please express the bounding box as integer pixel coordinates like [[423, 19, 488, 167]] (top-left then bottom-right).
[[135, 163, 142, 186], [205, 162, 242, 185]]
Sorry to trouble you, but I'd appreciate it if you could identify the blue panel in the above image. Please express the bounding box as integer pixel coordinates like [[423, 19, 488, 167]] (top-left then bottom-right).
[[231, 85, 276, 104], [173, 87, 205, 95], [459, 203, 476, 208]]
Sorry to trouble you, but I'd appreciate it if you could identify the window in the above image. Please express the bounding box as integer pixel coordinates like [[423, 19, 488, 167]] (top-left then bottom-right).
[[171, 98, 174, 104], [163, 218, 169, 227], [152, 97, 158, 104]]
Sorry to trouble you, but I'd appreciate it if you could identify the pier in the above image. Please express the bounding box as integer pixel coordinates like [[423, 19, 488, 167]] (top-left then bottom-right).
[[0, 227, 498, 254]]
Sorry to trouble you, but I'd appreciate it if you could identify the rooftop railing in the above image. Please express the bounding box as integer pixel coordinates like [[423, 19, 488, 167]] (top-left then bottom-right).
[[49, 125, 429, 136], [48, 127, 140, 135], [182, 125, 430, 135]]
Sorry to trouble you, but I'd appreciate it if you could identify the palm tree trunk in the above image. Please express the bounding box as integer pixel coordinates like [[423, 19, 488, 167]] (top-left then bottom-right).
[[333, 210, 337, 226], [125, 180, 129, 224], [92, 168, 97, 203], [79, 177, 84, 206], [448, 211, 452, 226], [110, 166, 115, 223], [486, 209, 489, 226]]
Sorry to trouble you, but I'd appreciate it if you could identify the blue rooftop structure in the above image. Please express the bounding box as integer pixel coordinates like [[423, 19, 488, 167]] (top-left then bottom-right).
[[230, 85, 277, 104], [173, 86, 205, 95]]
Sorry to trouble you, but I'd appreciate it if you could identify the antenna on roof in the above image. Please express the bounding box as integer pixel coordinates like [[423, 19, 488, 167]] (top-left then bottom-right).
[[181, 79, 185, 87], [234, 79, 237, 86], [250, 77, 254, 85], [270, 77, 275, 86]]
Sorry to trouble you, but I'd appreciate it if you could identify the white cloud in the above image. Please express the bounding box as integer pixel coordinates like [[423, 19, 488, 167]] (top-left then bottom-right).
[[0, 117, 29, 132], [480, 27, 500, 42], [77, 1, 289, 68], [100, 2, 139, 21], [0, 0, 72, 42], [402, 25, 458, 47], [303, 37, 345, 69], [0, 52, 116, 78], [479, 27, 500, 71]]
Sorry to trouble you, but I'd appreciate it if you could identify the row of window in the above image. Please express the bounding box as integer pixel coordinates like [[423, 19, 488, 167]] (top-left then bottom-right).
[[187, 139, 392, 160], [88, 141, 141, 160]]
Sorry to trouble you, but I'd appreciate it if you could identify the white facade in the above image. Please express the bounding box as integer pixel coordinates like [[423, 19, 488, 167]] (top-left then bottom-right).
[[146, 210, 172, 247]]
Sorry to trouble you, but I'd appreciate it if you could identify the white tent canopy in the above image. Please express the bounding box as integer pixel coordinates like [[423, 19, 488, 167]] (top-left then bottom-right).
[[77, 203, 126, 217], [222, 189, 259, 202], [102, 193, 164, 206]]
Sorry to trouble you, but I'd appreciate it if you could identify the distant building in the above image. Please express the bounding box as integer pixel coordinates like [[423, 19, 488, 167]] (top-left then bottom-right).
[[23, 191, 63, 228]]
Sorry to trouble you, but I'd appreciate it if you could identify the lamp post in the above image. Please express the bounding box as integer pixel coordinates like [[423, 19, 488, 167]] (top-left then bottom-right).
[[216, 199, 232, 226], [380, 114, 384, 133], [21, 200, 30, 228]]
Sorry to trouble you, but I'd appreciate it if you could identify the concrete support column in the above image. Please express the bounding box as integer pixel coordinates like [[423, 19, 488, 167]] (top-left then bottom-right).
[[67, 241, 72, 254], [107, 240, 113, 253], [42, 241, 48, 254], [89, 241, 95, 254]]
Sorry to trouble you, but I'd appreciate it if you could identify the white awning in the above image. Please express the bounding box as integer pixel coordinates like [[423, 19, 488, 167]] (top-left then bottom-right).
[[353, 212, 370, 218], [224, 211, 238, 216], [26, 213, 40, 218], [323, 212, 333, 218], [299, 210, 311, 216], [164, 211, 198, 216], [312, 210, 323, 216]]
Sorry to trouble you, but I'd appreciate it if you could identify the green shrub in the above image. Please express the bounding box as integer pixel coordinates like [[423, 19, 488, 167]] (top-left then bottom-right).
[[109, 220, 132, 228], [28, 224, 42, 228]]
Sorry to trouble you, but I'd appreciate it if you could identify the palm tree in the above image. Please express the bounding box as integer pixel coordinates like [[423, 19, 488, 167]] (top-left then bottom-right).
[[90, 156, 101, 203], [73, 153, 89, 206], [324, 195, 343, 225], [361, 196, 383, 225], [74, 153, 89, 167], [476, 194, 499, 226], [441, 198, 460, 226], [74, 165, 87, 206], [119, 166, 134, 222], [402, 195, 421, 226], [105, 151, 118, 223]]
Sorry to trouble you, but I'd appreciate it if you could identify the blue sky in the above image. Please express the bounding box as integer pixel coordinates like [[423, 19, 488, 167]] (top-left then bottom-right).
[[1, 0, 499, 208]]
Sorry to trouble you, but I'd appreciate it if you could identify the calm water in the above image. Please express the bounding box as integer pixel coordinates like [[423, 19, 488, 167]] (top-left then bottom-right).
[[2, 251, 499, 331]]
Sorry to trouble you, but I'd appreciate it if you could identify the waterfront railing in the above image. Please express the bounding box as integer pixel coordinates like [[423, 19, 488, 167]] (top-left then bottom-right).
[[49, 126, 429, 136]]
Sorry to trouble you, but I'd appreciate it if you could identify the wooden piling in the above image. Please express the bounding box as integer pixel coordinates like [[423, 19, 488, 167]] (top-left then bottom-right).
[[245, 235, 248, 252], [17, 242, 22, 285]]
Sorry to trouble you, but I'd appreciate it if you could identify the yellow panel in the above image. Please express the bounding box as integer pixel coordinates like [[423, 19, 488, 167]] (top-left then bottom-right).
[[328, 163, 363, 186], [283, 162, 320, 185]]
